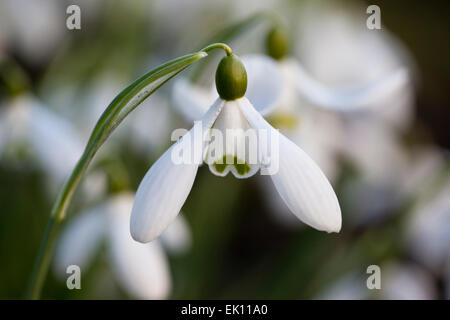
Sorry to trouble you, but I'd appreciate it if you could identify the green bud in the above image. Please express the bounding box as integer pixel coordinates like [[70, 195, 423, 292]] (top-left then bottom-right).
[[266, 26, 289, 60], [215, 54, 247, 101]]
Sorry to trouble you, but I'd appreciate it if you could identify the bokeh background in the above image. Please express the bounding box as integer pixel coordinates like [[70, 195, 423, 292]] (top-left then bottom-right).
[[0, 0, 449, 299]]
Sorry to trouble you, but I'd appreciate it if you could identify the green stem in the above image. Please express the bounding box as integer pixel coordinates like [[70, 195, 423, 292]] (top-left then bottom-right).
[[24, 48, 218, 299], [25, 217, 59, 299], [200, 43, 233, 56]]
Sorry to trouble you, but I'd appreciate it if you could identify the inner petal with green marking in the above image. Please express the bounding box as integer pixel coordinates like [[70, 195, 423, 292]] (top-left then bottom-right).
[[213, 155, 251, 176], [204, 100, 261, 179]]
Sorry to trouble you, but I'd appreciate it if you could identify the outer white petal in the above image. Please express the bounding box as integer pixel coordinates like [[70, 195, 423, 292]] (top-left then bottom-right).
[[238, 97, 341, 233], [159, 213, 192, 254], [131, 99, 224, 243], [289, 59, 409, 111], [53, 205, 107, 279], [172, 77, 214, 121], [107, 193, 171, 299], [241, 54, 284, 115]]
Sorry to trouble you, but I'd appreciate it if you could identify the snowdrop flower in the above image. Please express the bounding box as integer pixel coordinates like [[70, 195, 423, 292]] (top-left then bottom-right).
[[0, 94, 84, 190], [131, 53, 341, 243], [54, 192, 191, 299]]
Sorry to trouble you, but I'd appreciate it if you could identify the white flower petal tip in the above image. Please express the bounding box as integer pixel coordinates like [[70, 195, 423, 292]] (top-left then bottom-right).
[[241, 54, 284, 115], [130, 143, 199, 243], [237, 98, 342, 233], [291, 60, 410, 111], [274, 136, 342, 233]]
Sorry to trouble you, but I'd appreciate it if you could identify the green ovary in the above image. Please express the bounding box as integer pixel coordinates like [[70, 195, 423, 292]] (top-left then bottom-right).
[[213, 155, 251, 176]]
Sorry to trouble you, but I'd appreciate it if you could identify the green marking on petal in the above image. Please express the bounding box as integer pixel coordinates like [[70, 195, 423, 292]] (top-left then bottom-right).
[[213, 160, 227, 173], [213, 155, 251, 176], [234, 161, 251, 176]]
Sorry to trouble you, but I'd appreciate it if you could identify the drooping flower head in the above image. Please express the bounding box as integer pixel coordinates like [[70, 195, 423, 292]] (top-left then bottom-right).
[[130, 51, 341, 243]]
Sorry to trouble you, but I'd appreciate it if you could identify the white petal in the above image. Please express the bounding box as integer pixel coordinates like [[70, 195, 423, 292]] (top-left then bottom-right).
[[131, 99, 224, 243], [107, 193, 171, 299], [159, 213, 192, 254], [241, 54, 284, 115], [289, 60, 409, 111], [238, 97, 341, 232], [172, 77, 214, 121], [53, 205, 107, 279]]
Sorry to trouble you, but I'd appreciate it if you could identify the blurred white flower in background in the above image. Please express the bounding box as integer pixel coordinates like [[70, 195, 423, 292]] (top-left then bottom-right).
[[320, 262, 437, 300], [288, 0, 418, 227], [54, 192, 191, 299], [295, 0, 416, 130], [45, 71, 174, 157], [407, 180, 450, 276], [0, 0, 66, 65], [0, 94, 84, 193]]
